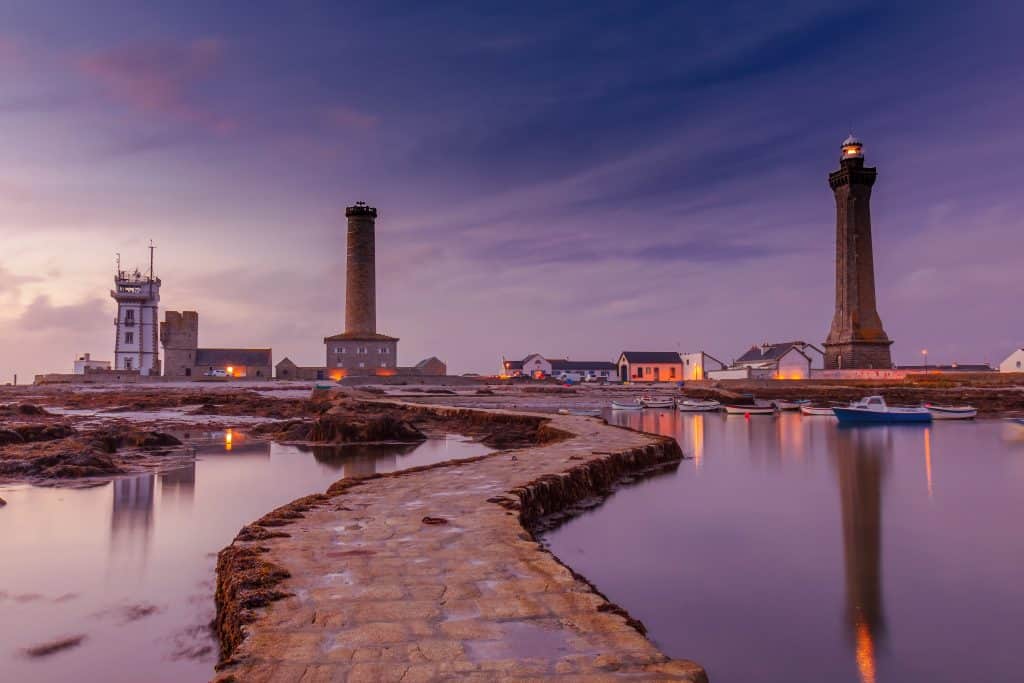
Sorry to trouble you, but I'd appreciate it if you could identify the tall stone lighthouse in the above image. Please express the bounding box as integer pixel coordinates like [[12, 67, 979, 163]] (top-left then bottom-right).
[[324, 202, 399, 377], [823, 135, 893, 369]]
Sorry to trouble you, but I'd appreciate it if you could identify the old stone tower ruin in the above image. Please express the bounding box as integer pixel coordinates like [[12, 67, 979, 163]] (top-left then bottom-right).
[[323, 202, 399, 377], [161, 310, 199, 377], [824, 135, 894, 369]]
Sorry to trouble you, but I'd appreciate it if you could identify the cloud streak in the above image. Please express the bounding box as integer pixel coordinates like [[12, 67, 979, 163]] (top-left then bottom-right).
[[77, 37, 235, 132]]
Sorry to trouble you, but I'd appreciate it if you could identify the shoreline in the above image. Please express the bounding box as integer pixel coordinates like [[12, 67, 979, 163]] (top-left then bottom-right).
[[213, 403, 708, 682]]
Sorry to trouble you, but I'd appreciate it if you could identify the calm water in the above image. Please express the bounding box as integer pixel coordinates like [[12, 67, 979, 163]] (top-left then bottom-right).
[[545, 411, 1024, 683], [0, 432, 488, 682]]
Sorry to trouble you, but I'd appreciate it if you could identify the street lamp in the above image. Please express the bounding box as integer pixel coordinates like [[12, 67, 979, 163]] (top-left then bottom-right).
[[921, 349, 928, 371]]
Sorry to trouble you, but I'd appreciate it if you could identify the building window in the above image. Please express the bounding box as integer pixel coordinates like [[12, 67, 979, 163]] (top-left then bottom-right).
[[358, 362, 365, 368], [125, 332, 134, 344], [380, 361, 387, 367], [125, 310, 134, 323], [670, 368, 677, 379], [645, 367, 652, 377], [1018, 360, 1021, 369]]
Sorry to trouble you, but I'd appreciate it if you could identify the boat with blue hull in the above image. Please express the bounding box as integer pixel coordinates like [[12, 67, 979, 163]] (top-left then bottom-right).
[[833, 396, 932, 425]]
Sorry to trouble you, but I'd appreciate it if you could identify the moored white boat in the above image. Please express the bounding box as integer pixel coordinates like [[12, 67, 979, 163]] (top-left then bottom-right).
[[678, 399, 721, 412], [800, 405, 835, 417], [724, 401, 775, 415], [833, 396, 931, 424], [773, 399, 810, 411], [639, 396, 676, 409], [925, 404, 977, 420], [611, 400, 643, 411]]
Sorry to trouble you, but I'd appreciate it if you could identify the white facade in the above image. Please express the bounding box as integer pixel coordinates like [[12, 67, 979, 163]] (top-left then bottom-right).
[[1000, 349, 1024, 373], [775, 347, 812, 379], [519, 353, 552, 378], [73, 353, 110, 374], [797, 343, 825, 370], [681, 352, 727, 380], [111, 270, 161, 376]]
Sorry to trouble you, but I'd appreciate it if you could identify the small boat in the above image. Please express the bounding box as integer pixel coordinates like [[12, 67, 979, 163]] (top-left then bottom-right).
[[639, 396, 675, 409], [1009, 418, 1024, 426], [724, 401, 775, 415], [678, 399, 721, 412], [566, 408, 601, 417], [926, 404, 977, 420], [611, 400, 643, 411], [800, 405, 835, 417], [773, 399, 810, 411], [833, 396, 931, 424]]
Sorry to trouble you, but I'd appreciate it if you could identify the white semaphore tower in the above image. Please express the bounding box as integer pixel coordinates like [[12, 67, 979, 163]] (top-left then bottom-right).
[[111, 244, 161, 376]]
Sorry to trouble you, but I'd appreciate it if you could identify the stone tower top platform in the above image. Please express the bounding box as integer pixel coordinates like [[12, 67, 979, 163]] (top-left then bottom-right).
[[345, 202, 378, 218]]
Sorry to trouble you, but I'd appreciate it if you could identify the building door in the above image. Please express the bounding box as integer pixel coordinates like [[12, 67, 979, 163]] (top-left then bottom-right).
[[185, 368, 191, 377], [654, 367, 661, 381], [620, 365, 628, 382]]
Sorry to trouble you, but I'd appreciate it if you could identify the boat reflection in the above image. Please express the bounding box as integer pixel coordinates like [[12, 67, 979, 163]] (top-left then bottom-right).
[[831, 426, 890, 683]]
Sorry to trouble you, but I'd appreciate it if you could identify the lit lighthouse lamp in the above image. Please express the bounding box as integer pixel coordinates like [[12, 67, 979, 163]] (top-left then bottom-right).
[[841, 133, 864, 160]]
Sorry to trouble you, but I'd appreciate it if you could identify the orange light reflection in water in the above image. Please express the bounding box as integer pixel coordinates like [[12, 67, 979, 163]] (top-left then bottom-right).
[[691, 415, 705, 471], [224, 429, 233, 452], [855, 619, 877, 683]]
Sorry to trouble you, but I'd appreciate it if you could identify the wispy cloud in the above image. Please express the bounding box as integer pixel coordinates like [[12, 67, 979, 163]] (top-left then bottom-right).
[[77, 38, 235, 132], [324, 105, 378, 131]]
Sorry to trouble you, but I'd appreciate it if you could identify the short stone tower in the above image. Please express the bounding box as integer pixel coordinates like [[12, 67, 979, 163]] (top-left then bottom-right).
[[160, 311, 199, 377], [824, 135, 893, 369], [324, 202, 399, 378], [345, 202, 377, 336]]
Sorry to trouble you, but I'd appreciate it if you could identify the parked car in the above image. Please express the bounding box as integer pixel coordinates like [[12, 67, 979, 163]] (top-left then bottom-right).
[[204, 369, 228, 377]]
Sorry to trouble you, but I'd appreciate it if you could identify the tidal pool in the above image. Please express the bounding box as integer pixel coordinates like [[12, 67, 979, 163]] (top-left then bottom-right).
[[0, 432, 489, 682], [544, 411, 1024, 683]]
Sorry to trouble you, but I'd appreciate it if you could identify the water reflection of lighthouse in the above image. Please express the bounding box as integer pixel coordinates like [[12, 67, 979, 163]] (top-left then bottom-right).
[[832, 426, 890, 683]]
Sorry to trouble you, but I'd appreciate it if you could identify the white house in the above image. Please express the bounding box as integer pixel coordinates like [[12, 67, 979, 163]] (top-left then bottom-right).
[[1000, 348, 1024, 373], [550, 360, 618, 382], [501, 354, 617, 381], [681, 351, 727, 380], [73, 353, 111, 374], [711, 341, 825, 380], [502, 353, 551, 378]]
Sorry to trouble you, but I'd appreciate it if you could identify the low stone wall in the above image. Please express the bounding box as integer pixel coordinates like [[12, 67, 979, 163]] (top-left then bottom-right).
[[213, 405, 706, 681]]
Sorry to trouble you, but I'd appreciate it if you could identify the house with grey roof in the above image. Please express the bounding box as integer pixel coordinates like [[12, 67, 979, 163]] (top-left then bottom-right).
[[709, 341, 824, 380], [502, 354, 618, 382]]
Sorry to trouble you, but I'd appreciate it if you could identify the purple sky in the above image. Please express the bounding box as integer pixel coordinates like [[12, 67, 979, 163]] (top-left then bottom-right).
[[1, 2, 1021, 380]]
